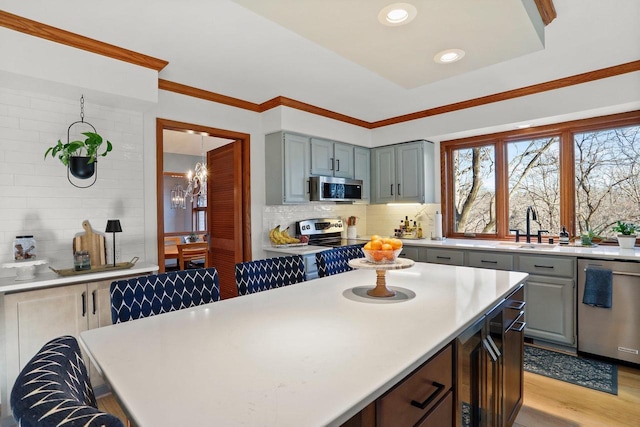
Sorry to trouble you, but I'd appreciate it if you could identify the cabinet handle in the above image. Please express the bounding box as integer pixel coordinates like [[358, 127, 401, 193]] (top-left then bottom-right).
[[410, 381, 445, 410], [331, 158, 334, 171], [81, 291, 87, 317], [483, 338, 499, 362], [390, 184, 393, 195], [436, 256, 451, 260], [534, 264, 554, 269], [481, 260, 498, 264], [506, 301, 525, 310], [505, 312, 525, 332], [336, 159, 340, 172], [513, 321, 526, 333], [92, 290, 97, 315], [397, 183, 401, 195]]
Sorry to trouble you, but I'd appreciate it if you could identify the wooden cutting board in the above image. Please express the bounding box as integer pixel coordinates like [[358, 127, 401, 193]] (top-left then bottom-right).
[[73, 220, 106, 267]]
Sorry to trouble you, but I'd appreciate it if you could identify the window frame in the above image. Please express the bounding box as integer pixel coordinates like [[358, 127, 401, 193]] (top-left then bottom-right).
[[441, 110, 640, 241]]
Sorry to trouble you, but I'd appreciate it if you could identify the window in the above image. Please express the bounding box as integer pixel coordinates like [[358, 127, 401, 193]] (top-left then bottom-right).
[[508, 137, 560, 235], [575, 125, 640, 238], [452, 145, 496, 234], [441, 111, 640, 241]]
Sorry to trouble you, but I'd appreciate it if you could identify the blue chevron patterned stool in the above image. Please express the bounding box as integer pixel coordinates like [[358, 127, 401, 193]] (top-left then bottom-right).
[[110, 267, 220, 323], [11, 335, 124, 427], [235, 255, 306, 295], [316, 244, 365, 278]]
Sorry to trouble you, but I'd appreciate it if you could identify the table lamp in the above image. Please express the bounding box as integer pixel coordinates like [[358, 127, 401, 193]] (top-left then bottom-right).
[[105, 219, 122, 267]]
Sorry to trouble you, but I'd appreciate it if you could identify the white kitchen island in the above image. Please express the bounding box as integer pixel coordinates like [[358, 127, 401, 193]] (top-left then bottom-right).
[[80, 262, 528, 427]]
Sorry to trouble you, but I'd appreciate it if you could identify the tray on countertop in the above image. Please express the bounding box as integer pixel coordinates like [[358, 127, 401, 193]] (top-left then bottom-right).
[[270, 243, 309, 248], [49, 257, 139, 276]]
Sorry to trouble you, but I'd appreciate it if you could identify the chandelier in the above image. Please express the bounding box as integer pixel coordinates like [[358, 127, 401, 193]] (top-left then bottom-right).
[[170, 183, 186, 209], [184, 132, 208, 204]]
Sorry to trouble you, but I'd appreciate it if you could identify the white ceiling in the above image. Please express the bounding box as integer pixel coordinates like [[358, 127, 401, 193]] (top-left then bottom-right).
[[1, 0, 639, 123]]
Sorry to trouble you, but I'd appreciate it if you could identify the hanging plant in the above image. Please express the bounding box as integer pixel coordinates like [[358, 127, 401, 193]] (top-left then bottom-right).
[[44, 132, 112, 167], [43, 95, 112, 188]]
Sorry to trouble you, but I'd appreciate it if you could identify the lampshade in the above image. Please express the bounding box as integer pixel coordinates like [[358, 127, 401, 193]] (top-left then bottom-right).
[[105, 219, 122, 233]]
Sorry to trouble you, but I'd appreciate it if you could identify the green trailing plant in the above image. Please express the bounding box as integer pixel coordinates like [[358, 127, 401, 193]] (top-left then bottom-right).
[[44, 132, 112, 166], [611, 221, 637, 235]]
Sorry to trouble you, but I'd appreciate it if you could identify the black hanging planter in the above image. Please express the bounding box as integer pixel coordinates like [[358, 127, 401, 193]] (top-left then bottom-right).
[[67, 156, 98, 188], [69, 156, 95, 179]]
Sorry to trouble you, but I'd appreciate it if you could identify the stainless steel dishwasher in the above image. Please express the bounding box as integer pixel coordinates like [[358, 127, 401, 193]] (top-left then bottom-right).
[[577, 258, 640, 364]]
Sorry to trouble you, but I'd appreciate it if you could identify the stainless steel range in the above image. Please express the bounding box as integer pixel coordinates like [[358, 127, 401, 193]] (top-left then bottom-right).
[[296, 218, 351, 247]]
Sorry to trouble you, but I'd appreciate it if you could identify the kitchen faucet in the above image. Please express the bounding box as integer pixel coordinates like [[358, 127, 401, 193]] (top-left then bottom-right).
[[525, 206, 538, 243]]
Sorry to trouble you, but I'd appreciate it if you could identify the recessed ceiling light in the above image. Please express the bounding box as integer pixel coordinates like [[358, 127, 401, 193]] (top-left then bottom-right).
[[378, 3, 417, 27], [517, 124, 532, 129], [434, 49, 466, 64]]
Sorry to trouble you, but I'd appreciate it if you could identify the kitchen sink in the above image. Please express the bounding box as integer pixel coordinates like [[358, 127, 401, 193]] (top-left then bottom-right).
[[496, 242, 557, 250]]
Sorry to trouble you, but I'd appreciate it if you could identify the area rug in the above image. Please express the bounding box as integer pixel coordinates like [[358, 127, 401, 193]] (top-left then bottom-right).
[[524, 345, 618, 395]]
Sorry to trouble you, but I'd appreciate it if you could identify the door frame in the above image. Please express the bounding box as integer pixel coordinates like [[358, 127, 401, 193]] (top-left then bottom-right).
[[156, 118, 252, 272]]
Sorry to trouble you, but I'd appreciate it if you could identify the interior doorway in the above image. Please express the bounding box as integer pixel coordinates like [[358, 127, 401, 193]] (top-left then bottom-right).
[[156, 118, 252, 299]]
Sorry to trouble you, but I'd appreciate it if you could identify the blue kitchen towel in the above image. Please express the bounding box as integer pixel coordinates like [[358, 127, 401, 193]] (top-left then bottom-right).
[[582, 267, 613, 308]]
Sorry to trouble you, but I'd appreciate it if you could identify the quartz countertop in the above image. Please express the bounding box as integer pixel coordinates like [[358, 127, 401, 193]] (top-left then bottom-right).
[[0, 262, 159, 293], [80, 262, 528, 427], [399, 238, 640, 261]]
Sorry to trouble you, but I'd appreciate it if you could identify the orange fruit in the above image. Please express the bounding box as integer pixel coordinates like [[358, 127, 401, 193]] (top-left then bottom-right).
[[381, 243, 393, 251], [372, 250, 384, 262], [363, 242, 372, 250], [390, 238, 403, 250], [370, 234, 382, 242], [370, 240, 383, 250], [384, 250, 396, 261]]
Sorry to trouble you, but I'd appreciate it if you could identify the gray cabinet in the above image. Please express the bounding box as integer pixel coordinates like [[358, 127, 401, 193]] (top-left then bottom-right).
[[371, 140, 435, 204], [354, 147, 370, 202], [265, 132, 311, 204], [517, 255, 576, 347], [468, 251, 514, 271], [426, 248, 465, 266], [310, 137, 354, 179]]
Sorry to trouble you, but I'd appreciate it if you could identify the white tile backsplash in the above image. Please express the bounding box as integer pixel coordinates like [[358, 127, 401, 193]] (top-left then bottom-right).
[[0, 88, 145, 277], [262, 202, 442, 245]]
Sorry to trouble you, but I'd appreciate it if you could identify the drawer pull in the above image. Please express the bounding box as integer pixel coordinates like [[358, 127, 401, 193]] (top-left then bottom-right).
[[513, 321, 526, 333], [505, 312, 525, 332], [81, 291, 87, 317], [410, 381, 445, 410], [92, 290, 97, 315], [534, 264, 554, 269], [436, 256, 451, 260], [481, 260, 498, 264], [506, 301, 525, 310]]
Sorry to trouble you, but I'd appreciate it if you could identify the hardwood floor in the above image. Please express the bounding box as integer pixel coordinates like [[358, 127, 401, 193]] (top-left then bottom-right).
[[97, 364, 640, 427], [514, 365, 640, 427]]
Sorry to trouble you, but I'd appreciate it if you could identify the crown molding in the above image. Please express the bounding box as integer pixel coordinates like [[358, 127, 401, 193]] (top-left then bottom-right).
[[3, 10, 638, 130], [0, 10, 168, 71]]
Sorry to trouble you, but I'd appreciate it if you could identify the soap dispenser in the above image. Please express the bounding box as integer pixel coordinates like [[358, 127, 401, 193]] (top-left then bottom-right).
[[559, 226, 570, 245]]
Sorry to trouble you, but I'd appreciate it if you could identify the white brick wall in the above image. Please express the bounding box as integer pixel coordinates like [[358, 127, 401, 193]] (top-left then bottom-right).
[[0, 88, 146, 277]]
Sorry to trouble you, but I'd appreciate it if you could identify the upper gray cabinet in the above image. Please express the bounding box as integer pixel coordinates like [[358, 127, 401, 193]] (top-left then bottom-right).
[[265, 132, 311, 204], [371, 140, 435, 204], [354, 147, 370, 201], [310, 137, 354, 179]]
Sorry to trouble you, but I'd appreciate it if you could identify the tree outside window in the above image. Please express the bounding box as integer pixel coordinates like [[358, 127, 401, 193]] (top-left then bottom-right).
[[575, 125, 640, 238]]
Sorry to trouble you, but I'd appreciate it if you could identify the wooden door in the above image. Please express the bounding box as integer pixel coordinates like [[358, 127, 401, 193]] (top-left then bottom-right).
[[207, 141, 244, 299]]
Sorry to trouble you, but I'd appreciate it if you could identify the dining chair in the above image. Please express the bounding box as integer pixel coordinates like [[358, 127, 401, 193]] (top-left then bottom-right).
[[235, 255, 306, 296], [315, 244, 365, 278], [110, 267, 220, 323], [177, 242, 209, 270], [10, 335, 124, 427], [164, 236, 182, 271]]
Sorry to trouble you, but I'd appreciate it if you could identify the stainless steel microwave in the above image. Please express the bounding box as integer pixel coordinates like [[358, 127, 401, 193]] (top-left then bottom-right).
[[309, 176, 363, 202]]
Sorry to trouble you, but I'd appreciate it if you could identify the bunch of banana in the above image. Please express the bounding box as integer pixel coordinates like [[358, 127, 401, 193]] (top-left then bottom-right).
[[269, 225, 301, 245]]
